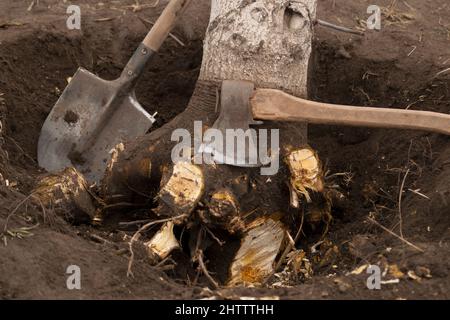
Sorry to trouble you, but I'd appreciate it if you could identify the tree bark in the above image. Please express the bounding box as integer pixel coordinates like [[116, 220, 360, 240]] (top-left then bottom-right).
[[202, 0, 316, 97]]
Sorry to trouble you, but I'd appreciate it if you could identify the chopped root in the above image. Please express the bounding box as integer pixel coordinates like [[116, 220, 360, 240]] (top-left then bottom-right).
[[127, 215, 186, 278], [286, 147, 332, 235], [228, 217, 286, 286], [155, 162, 204, 218], [199, 189, 244, 235], [286, 147, 324, 203], [33, 167, 96, 224], [145, 221, 180, 260]]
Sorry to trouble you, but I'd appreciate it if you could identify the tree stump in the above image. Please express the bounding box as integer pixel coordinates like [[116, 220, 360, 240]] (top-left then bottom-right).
[[38, 0, 325, 287]]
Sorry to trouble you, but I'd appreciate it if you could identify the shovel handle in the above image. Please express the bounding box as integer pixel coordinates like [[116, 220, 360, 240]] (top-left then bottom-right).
[[143, 0, 191, 52], [251, 89, 450, 136]]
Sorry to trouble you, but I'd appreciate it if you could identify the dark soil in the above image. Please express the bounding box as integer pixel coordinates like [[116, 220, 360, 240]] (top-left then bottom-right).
[[0, 0, 449, 299]]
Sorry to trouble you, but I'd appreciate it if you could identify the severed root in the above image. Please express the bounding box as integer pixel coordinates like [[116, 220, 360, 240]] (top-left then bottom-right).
[[145, 221, 180, 261], [228, 217, 286, 286], [127, 215, 186, 277], [286, 147, 332, 235], [155, 161, 204, 218], [193, 227, 220, 289], [33, 167, 96, 224], [286, 147, 324, 204], [199, 189, 245, 235]]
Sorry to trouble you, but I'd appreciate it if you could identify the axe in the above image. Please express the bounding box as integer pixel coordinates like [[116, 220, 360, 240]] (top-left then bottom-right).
[[204, 80, 450, 166]]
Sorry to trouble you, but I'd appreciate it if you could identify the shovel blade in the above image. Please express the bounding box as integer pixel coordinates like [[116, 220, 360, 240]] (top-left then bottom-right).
[[38, 68, 155, 182]]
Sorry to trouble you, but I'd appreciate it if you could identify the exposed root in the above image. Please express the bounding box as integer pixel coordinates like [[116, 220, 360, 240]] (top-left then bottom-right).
[[2, 193, 35, 237], [398, 168, 410, 238], [27, 0, 38, 12], [287, 147, 332, 237], [155, 162, 204, 218], [286, 147, 324, 203], [228, 217, 286, 286], [274, 208, 305, 272], [194, 228, 219, 289], [145, 221, 180, 260], [127, 215, 186, 278], [34, 167, 96, 224], [197, 251, 219, 289], [367, 217, 424, 253], [5, 136, 36, 164], [122, 0, 160, 13], [316, 19, 364, 36], [199, 189, 244, 235], [435, 67, 450, 78]]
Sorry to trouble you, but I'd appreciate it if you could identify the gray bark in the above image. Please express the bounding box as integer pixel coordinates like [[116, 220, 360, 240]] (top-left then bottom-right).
[[201, 0, 317, 98]]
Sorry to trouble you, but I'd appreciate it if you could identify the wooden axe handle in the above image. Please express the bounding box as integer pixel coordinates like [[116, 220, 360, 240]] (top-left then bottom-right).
[[251, 89, 450, 136], [143, 0, 191, 52]]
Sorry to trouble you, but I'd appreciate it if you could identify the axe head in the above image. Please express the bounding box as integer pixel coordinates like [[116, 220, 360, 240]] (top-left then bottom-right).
[[202, 80, 264, 167]]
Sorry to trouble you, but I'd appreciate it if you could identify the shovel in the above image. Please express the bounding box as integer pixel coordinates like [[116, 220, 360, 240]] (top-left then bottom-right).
[[38, 0, 191, 183]]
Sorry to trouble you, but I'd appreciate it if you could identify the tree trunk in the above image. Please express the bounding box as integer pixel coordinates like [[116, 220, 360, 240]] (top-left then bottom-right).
[[100, 0, 319, 286], [202, 0, 316, 97]]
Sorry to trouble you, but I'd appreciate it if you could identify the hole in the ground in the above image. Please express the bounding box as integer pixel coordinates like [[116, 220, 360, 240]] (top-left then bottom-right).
[[0, 32, 202, 164], [1, 24, 448, 292]]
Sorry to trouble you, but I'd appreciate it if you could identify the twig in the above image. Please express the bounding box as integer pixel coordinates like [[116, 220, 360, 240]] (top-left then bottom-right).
[[101, 202, 141, 211], [367, 217, 424, 252], [125, 182, 153, 199], [203, 225, 225, 246], [31, 195, 53, 226], [408, 188, 430, 200], [274, 209, 305, 272], [138, 17, 186, 46], [127, 215, 185, 277], [123, 0, 160, 12], [241, 207, 258, 220], [155, 256, 176, 268], [407, 46, 417, 57], [195, 228, 219, 289], [197, 250, 219, 289], [398, 168, 410, 238], [89, 233, 114, 245], [6, 136, 36, 164], [2, 193, 35, 233], [119, 219, 153, 227], [317, 19, 364, 36], [435, 67, 450, 78], [94, 17, 115, 22]]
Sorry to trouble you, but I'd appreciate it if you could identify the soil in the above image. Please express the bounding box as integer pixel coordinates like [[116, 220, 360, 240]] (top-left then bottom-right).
[[0, 0, 449, 299]]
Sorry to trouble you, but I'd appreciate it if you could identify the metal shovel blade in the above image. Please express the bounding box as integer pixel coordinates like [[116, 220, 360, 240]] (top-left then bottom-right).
[[38, 0, 194, 183], [37, 68, 155, 183]]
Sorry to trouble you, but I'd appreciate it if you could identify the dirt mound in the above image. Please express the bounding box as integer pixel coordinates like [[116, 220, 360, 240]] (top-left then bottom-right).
[[0, 0, 449, 299]]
